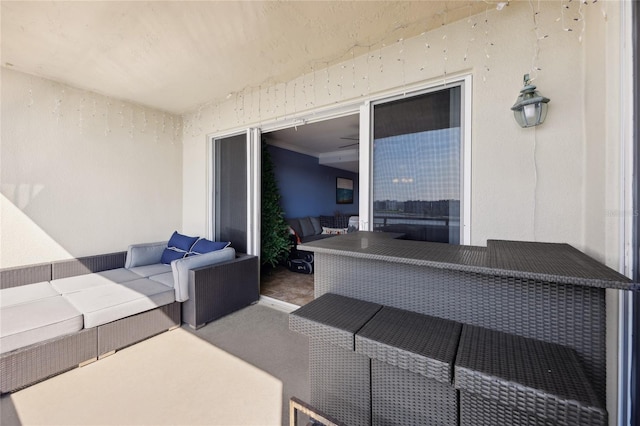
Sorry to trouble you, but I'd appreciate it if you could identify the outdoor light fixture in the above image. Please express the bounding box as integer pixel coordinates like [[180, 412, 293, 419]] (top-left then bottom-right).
[[511, 74, 550, 128]]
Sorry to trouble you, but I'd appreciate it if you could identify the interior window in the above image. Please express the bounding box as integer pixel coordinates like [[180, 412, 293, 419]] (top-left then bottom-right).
[[372, 86, 462, 244]]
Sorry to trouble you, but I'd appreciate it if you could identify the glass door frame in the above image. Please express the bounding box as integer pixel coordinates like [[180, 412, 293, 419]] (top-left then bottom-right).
[[360, 74, 472, 244], [208, 75, 472, 258], [207, 128, 261, 257]]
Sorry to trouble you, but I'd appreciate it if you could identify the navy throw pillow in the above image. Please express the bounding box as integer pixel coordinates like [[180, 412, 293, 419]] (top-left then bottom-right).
[[190, 239, 231, 255], [167, 231, 199, 252], [161, 248, 187, 265]]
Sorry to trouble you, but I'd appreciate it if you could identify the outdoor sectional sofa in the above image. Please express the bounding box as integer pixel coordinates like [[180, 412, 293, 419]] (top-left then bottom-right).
[[0, 233, 259, 394]]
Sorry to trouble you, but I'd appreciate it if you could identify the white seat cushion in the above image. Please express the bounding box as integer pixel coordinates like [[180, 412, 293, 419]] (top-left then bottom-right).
[[149, 272, 174, 288], [52, 269, 145, 295], [128, 263, 172, 278], [0, 282, 60, 308], [63, 279, 175, 328], [52, 273, 121, 294], [97, 268, 143, 283], [0, 296, 83, 354]]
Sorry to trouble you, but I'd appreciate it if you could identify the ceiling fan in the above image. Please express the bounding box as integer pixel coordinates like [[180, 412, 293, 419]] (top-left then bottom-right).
[[339, 136, 359, 149]]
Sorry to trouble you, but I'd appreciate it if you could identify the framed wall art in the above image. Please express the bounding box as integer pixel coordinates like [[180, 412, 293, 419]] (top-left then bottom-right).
[[336, 177, 354, 204]]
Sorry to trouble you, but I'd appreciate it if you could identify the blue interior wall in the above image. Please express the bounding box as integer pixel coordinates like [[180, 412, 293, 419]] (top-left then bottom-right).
[[268, 145, 358, 219]]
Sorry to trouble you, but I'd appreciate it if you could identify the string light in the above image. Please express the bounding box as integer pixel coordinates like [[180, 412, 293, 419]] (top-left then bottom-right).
[[265, 86, 271, 114], [351, 49, 356, 89], [234, 92, 239, 124], [293, 81, 297, 116], [441, 8, 449, 80], [142, 111, 147, 133], [154, 112, 159, 142], [104, 101, 111, 136], [325, 64, 331, 97], [365, 46, 371, 95], [311, 66, 316, 107], [420, 32, 430, 72], [119, 103, 125, 128], [463, 4, 478, 65], [273, 85, 278, 117], [216, 102, 221, 131], [577, 0, 586, 42], [174, 117, 181, 142], [442, 35, 448, 79], [53, 89, 64, 124], [529, 0, 542, 79], [482, 4, 493, 81], [300, 73, 306, 109], [258, 85, 262, 123], [78, 97, 85, 130], [195, 105, 203, 137], [283, 82, 288, 117], [20, 1, 604, 139], [398, 38, 407, 93], [246, 88, 251, 122], [129, 106, 134, 139]]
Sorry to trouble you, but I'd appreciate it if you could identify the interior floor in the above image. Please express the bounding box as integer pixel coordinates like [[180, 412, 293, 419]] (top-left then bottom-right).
[[261, 265, 314, 306]]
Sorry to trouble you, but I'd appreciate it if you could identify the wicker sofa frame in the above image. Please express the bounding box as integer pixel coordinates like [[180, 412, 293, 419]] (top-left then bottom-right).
[[1, 250, 259, 394]]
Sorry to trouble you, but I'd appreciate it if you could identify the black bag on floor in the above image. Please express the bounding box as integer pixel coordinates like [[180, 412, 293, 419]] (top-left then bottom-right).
[[287, 258, 313, 274]]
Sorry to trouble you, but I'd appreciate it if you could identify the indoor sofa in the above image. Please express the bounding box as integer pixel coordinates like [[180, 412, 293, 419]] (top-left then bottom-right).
[[0, 233, 259, 394], [286, 214, 357, 244], [285, 215, 358, 273]]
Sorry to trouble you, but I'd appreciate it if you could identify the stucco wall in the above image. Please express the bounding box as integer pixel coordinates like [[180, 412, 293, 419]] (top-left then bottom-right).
[[182, 1, 623, 268], [1, 68, 183, 268]]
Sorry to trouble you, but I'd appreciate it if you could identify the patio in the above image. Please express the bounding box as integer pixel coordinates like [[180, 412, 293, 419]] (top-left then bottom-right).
[[1, 303, 309, 426], [0, 1, 638, 425]]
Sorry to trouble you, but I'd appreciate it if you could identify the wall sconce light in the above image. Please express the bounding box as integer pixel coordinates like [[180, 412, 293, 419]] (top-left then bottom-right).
[[511, 74, 550, 128]]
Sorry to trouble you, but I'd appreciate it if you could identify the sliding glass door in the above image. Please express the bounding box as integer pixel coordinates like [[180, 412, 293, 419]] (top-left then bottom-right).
[[371, 84, 465, 244], [209, 81, 468, 256], [211, 129, 261, 256]]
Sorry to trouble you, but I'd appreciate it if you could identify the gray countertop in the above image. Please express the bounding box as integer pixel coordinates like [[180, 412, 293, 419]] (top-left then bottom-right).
[[301, 231, 638, 291]]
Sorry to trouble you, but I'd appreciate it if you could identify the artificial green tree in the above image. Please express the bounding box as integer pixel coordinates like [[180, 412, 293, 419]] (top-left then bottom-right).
[[261, 141, 292, 269]]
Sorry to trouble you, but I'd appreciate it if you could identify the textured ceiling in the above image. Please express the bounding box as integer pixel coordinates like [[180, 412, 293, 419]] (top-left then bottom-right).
[[1, 1, 489, 114]]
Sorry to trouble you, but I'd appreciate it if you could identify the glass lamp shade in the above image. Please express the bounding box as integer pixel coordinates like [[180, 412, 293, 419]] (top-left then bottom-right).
[[511, 75, 550, 128]]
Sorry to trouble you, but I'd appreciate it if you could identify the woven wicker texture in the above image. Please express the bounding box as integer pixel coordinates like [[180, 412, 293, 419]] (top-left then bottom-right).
[[310, 338, 370, 426], [455, 325, 606, 426], [314, 252, 606, 400], [355, 306, 461, 383], [304, 231, 488, 268], [371, 359, 458, 426], [460, 393, 556, 426], [1, 328, 97, 394], [97, 302, 180, 355], [290, 293, 382, 350], [0, 264, 51, 289], [52, 252, 127, 279], [487, 240, 631, 286], [184, 254, 259, 328], [304, 232, 636, 290]]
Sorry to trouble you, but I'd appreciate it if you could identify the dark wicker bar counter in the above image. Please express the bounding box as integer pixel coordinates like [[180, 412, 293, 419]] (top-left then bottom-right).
[[301, 232, 638, 409]]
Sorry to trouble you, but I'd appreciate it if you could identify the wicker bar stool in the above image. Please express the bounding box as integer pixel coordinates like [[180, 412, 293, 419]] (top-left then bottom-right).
[[455, 325, 607, 426], [290, 293, 382, 426], [355, 306, 462, 426]]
